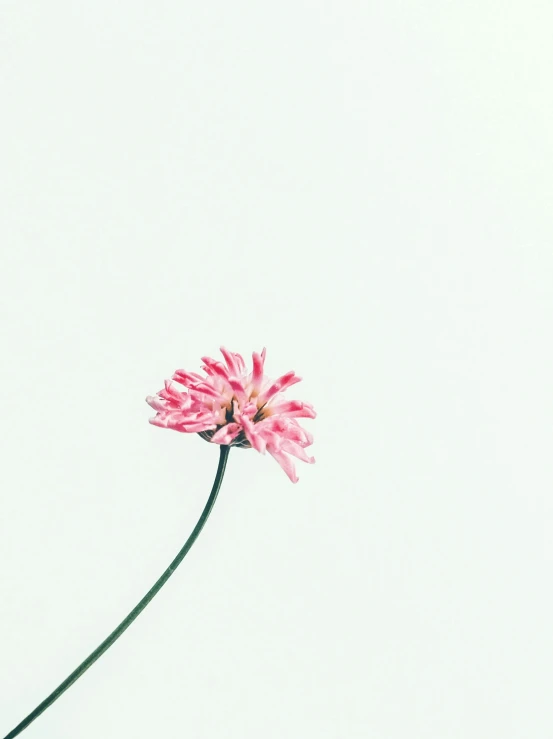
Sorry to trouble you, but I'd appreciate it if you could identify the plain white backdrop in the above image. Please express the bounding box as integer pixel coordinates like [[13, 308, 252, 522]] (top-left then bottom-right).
[[1, 2, 552, 737]]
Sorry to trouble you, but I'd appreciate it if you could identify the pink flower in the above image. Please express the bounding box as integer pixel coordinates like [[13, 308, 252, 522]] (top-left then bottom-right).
[[146, 347, 316, 483]]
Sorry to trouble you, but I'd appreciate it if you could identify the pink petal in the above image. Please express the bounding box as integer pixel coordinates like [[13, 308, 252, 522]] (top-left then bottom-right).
[[250, 351, 265, 396], [289, 428, 313, 447], [253, 428, 282, 451], [241, 402, 258, 419], [172, 370, 204, 387], [188, 382, 227, 402], [229, 377, 248, 405], [262, 417, 313, 446], [148, 414, 215, 433], [279, 439, 315, 464], [211, 423, 241, 444], [220, 347, 239, 375], [233, 352, 246, 373], [180, 422, 218, 433], [199, 356, 218, 374], [241, 415, 267, 453], [184, 409, 215, 423], [257, 371, 302, 406], [148, 415, 167, 428], [146, 395, 167, 412], [201, 357, 231, 380], [160, 380, 188, 401], [267, 447, 299, 483], [265, 400, 316, 419]]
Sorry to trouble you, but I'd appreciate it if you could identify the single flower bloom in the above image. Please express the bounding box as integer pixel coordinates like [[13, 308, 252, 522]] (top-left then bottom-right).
[[146, 347, 316, 482]]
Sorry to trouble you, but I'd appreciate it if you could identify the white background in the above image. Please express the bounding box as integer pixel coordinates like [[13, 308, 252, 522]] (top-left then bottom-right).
[[1, 2, 552, 737]]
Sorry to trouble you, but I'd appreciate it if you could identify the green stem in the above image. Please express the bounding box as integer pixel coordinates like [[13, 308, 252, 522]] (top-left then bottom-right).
[[3, 444, 230, 739]]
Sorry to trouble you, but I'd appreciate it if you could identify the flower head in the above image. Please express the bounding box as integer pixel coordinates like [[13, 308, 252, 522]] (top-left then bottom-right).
[[146, 347, 316, 482]]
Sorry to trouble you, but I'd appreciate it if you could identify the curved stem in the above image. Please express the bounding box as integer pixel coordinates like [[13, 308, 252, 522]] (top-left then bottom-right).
[[3, 444, 230, 739]]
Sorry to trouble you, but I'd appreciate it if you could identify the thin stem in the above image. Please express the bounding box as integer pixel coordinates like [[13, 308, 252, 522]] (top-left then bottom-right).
[[3, 444, 230, 739]]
